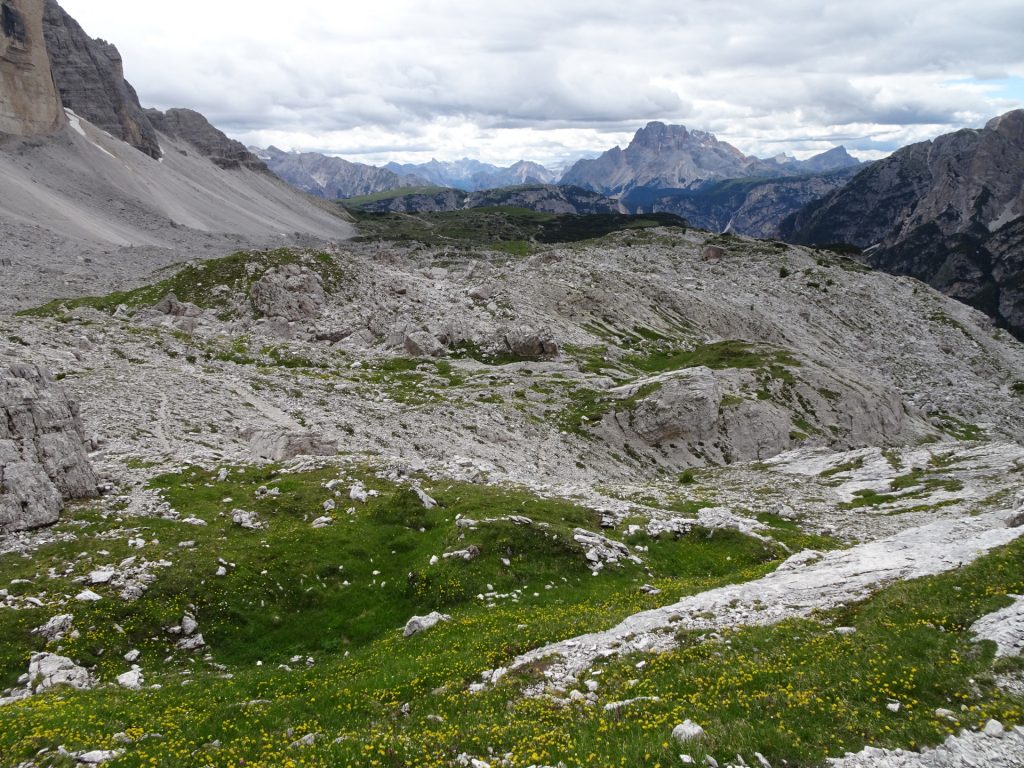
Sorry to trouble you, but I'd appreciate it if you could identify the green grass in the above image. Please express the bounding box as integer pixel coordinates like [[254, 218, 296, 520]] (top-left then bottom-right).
[[341, 185, 455, 206], [623, 340, 798, 376], [349, 207, 686, 252], [16, 249, 345, 321], [2, 476, 1019, 767], [0, 462, 805, 767]]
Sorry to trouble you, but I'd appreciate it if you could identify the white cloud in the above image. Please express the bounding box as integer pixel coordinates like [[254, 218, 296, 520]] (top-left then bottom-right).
[[56, 0, 1024, 167]]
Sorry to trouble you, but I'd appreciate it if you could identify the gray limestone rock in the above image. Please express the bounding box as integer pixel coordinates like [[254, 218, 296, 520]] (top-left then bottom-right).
[[1, 0, 65, 138], [28, 651, 93, 692], [250, 265, 326, 322], [403, 611, 451, 638], [245, 429, 337, 462], [147, 108, 266, 170], [502, 326, 558, 359], [41, 0, 159, 157], [404, 331, 445, 358], [0, 362, 98, 532]]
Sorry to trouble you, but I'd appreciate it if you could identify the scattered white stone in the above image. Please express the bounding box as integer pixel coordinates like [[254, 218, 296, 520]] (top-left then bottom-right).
[[312, 516, 334, 528], [34, 614, 74, 642], [984, 720, 1005, 737], [604, 696, 661, 712], [124, 649, 141, 663], [834, 627, 858, 636], [672, 720, 706, 743], [177, 633, 206, 651], [350, 483, 369, 503], [181, 614, 199, 636], [414, 486, 438, 509], [887, 701, 902, 713], [216, 566, 227, 577], [75, 589, 102, 602], [323, 499, 336, 512], [403, 612, 451, 638], [89, 569, 115, 585], [231, 509, 264, 530], [76, 750, 124, 764], [117, 668, 144, 690]]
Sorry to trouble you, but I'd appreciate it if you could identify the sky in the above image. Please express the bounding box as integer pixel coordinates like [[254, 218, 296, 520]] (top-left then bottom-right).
[[57, 0, 1024, 170]]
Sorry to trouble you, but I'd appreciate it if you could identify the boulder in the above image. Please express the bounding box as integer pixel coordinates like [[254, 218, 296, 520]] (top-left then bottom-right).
[[404, 331, 445, 358], [245, 429, 337, 462], [0, 363, 98, 532], [503, 326, 558, 359], [153, 292, 202, 318], [28, 652, 93, 693], [403, 611, 451, 638], [250, 265, 326, 322], [628, 367, 722, 444], [671, 720, 706, 743]]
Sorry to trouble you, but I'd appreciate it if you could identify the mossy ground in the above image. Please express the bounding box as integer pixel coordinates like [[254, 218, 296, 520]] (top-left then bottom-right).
[[0, 463, 1020, 767], [16, 249, 345, 321]]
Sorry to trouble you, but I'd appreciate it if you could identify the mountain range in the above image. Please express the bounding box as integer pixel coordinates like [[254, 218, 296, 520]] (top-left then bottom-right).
[[783, 109, 1024, 337], [2, 2, 1024, 767]]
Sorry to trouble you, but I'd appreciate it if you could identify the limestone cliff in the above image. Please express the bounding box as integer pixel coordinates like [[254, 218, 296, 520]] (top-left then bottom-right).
[[147, 108, 266, 170], [782, 110, 1024, 337], [41, 0, 160, 158], [0, 0, 63, 137]]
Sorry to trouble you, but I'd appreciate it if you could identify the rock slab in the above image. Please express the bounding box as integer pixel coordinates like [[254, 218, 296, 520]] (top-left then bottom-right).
[[0, 362, 98, 532]]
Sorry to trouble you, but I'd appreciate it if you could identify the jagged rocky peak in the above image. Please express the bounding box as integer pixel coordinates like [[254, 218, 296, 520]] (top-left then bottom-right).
[[147, 108, 266, 170], [631, 120, 741, 156], [0, 0, 65, 137], [41, 0, 160, 158]]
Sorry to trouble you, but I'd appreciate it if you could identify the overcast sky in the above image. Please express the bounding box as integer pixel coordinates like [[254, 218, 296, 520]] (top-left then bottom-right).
[[58, 0, 1024, 169]]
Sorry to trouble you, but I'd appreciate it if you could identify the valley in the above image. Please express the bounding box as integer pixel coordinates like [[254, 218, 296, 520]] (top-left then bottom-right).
[[1, 1, 1022, 766]]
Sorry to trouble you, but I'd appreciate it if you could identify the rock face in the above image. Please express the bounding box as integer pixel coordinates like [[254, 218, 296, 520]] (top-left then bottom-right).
[[783, 110, 1024, 337], [246, 429, 337, 462], [561, 121, 860, 197], [622, 167, 860, 238], [250, 264, 326, 322], [147, 108, 265, 170], [41, 0, 159, 157], [602, 361, 907, 466], [0, 362, 97, 532], [0, 0, 64, 137], [256, 146, 429, 199]]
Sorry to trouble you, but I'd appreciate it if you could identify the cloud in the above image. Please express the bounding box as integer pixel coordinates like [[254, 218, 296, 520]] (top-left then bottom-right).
[[56, 0, 1024, 167]]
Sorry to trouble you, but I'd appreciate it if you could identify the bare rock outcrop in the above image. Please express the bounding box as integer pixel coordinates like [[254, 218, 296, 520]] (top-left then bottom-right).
[[245, 429, 337, 462], [250, 264, 326, 322], [606, 361, 908, 466], [0, 0, 65, 137], [147, 108, 266, 170], [0, 362, 98, 532], [783, 109, 1024, 338], [41, 0, 159, 157]]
